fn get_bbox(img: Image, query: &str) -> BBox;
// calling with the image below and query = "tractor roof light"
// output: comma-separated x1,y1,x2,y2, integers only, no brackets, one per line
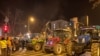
26,33,31,39
98,33,100,37
74,34,77,37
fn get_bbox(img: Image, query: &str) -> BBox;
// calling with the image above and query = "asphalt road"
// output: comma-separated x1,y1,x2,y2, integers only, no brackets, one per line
12,50,67,56
11,49,91,56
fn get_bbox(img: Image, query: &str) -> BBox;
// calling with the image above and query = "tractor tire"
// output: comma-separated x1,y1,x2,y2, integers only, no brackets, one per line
42,46,50,53
26,43,33,50
91,43,100,56
66,41,73,56
34,43,41,51
42,44,46,53
53,44,63,55
42,43,51,53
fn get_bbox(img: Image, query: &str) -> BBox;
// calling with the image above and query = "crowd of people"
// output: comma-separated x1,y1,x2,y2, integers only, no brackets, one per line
0,35,13,56
0,32,32,56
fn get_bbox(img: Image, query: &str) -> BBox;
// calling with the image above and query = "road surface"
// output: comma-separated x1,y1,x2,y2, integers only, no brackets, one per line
11,49,91,56
12,50,66,56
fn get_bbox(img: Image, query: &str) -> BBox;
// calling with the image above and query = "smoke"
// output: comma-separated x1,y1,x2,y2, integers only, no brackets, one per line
33,0,61,20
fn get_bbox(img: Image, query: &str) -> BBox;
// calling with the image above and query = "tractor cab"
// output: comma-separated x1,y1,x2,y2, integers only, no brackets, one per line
77,26,95,43
53,29,71,42
44,27,72,52
72,26,96,55
46,27,71,44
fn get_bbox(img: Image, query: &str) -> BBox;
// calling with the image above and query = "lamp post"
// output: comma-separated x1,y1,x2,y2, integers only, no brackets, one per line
86,15,89,27
28,16,35,32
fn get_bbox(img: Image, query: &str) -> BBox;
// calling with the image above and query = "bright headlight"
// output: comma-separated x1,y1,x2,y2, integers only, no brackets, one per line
50,41,53,44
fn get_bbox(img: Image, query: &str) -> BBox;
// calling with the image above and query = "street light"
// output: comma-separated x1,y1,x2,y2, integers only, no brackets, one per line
30,17,35,22
28,16,35,32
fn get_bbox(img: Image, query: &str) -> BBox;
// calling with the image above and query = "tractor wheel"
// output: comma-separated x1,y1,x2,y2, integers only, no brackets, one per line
26,43,33,50
91,43,100,56
34,43,41,51
42,46,49,53
66,41,73,56
42,43,51,53
53,44,63,55
42,44,46,53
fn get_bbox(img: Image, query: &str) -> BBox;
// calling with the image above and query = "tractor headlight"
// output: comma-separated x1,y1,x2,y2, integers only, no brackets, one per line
50,41,53,44
46,41,49,44
46,41,53,45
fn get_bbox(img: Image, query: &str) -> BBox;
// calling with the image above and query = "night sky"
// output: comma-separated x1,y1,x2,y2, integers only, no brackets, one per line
0,0,100,33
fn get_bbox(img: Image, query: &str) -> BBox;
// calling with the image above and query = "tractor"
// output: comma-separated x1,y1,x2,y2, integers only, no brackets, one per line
42,27,73,55
72,26,100,56
72,26,94,55
42,19,100,56
26,33,44,51
90,26,100,56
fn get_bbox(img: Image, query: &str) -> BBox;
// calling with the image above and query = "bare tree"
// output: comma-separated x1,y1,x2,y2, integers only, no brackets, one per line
0,8,24,35
89,0,100,9
10,9,24,35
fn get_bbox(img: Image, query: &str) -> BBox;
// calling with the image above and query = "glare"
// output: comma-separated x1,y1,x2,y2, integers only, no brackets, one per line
74,34,77,37
24,25,27,28
98,46,100,56
26,33,31,39
30,17,35,22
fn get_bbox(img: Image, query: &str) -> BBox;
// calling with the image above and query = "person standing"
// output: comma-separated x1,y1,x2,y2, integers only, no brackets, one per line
7,36,12,56
0,37,7,56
